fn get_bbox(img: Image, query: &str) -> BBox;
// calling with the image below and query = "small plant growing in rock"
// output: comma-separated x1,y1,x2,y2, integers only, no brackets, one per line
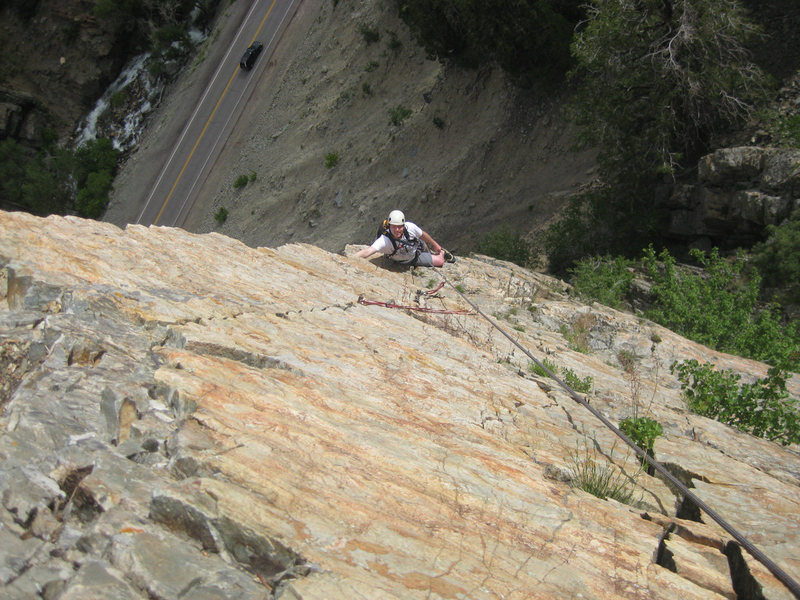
362,82,373,96
529,357,558,379
325,152,339,169
249,171,257,183
233,174,249,189
619,417,662,461
389,105,412,126
561,367,593,393
569,442,639,505
618,345,663,473
365,60,379,72
433,116,445,129
214,207,228,224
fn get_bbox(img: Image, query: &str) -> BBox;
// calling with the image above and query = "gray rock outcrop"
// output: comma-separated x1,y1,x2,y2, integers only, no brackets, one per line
662,146,800,247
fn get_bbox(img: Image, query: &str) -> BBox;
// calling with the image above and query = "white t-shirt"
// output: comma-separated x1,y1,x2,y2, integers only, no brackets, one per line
370,221,426,263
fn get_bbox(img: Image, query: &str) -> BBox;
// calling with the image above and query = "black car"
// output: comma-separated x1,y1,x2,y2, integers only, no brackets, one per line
240,41,263,71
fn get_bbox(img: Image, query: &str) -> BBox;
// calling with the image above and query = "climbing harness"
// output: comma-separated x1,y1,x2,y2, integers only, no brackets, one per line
412,269,800,600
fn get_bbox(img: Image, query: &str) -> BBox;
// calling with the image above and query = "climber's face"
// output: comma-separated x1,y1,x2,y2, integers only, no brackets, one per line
390,224,404,239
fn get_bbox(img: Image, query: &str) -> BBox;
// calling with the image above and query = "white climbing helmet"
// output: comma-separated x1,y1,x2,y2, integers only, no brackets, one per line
387,210,405,226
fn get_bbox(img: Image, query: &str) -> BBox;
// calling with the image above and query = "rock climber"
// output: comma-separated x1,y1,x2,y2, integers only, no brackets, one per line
356,210,455,267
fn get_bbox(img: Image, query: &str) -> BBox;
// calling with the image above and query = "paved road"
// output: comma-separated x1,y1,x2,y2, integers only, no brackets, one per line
134,0,299,227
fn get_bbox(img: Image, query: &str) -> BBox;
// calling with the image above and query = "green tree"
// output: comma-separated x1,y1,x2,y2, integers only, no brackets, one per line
21,155,66,216
569,0,767,178
548,0,770,272
76,170,114,219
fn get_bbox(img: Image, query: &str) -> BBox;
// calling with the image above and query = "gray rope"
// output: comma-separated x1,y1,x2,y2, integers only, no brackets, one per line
434,268,800,599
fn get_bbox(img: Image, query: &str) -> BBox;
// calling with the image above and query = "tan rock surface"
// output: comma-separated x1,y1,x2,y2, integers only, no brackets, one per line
1,210,798,598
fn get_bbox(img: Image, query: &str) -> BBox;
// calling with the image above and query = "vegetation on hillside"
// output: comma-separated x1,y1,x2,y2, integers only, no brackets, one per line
0,136,120,219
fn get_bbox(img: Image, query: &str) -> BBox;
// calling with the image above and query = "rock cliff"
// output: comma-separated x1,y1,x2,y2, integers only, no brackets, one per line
1,209,799,599
0,0,120,144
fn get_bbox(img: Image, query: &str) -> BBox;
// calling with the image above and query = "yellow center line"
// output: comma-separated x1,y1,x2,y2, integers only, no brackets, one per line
153,0,280,225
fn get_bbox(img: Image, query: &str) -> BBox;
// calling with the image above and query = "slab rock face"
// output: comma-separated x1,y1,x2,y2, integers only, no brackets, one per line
0,210,798,600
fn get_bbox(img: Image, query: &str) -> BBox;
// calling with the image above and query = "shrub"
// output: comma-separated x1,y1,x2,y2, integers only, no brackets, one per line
570,255,635,310
642,246,800,370
214,207,228,224
249,171,257,183
561,367,592,393
529,357,558,378
324,152,339,169
433,116,445,129
619,416,663,454
672,359,799,446
477,226,530,267
233,174,249,188
389,105,412,126
359,24,380,44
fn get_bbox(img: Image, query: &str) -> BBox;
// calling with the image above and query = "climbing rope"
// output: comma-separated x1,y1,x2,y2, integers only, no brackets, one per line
421,269,800,600
356,284,475,315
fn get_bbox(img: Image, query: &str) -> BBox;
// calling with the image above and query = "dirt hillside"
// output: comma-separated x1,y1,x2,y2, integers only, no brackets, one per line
148,0,597,258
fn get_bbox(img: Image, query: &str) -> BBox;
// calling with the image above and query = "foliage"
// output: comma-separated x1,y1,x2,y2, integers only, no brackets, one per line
762,110,800,148
433,116,445,129
76,170,114,219
477,226,530,267
561,367,592,393
150,23,191,66
642,246,800,370
233,174,249,189
672,359,800,446
324,152,340,169
569,0,767,179
395,0,581,81
0,138,119,219
751,211,800,305
544,185,658,275
529,357,558,378
214,206,228,224
359,24,380,44
570,254,635,310
619,417,663,453
389,105,412,126
547,0,769,272
568,443,638,505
